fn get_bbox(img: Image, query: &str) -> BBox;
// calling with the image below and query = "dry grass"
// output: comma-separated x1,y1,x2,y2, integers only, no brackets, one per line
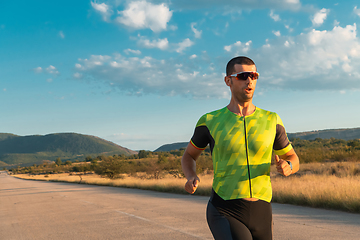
13,172,214,196
13,162,360,213
272,175,360,212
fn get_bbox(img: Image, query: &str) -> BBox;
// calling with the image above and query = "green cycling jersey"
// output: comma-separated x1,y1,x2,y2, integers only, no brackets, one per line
190,106,293,202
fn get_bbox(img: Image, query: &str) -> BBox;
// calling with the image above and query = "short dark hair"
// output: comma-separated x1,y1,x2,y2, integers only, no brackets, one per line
226,56,256,76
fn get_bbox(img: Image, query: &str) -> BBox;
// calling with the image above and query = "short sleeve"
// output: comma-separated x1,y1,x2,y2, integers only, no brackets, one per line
190,115,211,150
273,114,293,155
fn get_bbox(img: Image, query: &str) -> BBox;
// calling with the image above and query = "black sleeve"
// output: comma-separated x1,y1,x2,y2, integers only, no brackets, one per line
273,124,290,151
191,125,212,150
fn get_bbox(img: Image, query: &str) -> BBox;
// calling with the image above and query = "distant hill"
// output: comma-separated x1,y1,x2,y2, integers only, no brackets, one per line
0,133,137,167
0,133,18,141
154,142,188,152
154,127,360,152
287,128,360,141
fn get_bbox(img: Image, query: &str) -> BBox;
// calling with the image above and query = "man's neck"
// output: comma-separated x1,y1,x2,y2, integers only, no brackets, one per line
227,99,255,117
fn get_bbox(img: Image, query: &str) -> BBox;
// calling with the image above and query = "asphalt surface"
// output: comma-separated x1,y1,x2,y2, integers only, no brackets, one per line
1,171,360,240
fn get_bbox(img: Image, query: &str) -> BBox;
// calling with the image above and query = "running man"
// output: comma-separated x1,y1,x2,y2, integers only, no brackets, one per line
181,56,299,240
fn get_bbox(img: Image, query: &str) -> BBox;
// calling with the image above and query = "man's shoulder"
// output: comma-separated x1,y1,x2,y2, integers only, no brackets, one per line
195,107,227,126
256,107,285,125
256,107,278,116
200,107,227,118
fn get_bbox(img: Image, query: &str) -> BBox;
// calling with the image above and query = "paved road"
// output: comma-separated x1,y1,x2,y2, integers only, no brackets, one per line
1,171,360,240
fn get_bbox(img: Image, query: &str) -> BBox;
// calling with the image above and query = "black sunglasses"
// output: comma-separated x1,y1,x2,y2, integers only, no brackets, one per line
228,71,259,80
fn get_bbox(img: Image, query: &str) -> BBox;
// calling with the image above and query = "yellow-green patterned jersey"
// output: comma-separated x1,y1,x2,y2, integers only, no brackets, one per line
190,106,293,203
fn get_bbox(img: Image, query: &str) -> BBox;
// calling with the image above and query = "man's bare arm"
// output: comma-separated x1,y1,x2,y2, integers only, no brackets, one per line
181,142,203,194
275,148,299,176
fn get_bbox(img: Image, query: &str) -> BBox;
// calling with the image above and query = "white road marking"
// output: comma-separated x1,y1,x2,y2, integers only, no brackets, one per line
114,210,207,239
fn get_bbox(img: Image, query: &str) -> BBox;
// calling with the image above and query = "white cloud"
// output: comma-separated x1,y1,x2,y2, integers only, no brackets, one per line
116,1,172,32
33,65,60,76
270,10,281,22
74,53,227,98
124,48,142,55
138,36,169,50
59,31,65,39
46,65,60,75
285,24,293,32
311,8,329,26
273,30,281,37
176,38,194,53
252,23,360,91
33,67,43,73
73,23,360,99
91,1,113,22
191,23,202,38
354,6,360,17
46,78,53,83
73,72,83,79
224,40,252,54
171,0,302,11
169,25,178,31
190,54,197,59
3,88,6,92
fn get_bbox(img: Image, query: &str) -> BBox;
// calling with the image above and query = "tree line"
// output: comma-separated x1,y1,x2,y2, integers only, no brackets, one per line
9,149,213,179
8,138,360,179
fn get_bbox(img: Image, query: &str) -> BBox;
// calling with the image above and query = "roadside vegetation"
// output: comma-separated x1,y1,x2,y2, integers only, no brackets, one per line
9,138,360,213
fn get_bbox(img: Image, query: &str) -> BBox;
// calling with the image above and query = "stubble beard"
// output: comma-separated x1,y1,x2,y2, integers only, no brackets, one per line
233,89,253,103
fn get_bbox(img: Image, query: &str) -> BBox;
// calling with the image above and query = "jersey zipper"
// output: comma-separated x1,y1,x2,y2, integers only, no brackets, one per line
243,116,252,198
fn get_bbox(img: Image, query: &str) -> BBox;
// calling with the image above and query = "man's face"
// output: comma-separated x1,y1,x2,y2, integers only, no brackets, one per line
226,64,257,103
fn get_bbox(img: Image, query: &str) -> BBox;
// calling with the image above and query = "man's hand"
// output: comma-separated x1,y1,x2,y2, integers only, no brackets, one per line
185,176,200,194
275,155,292,177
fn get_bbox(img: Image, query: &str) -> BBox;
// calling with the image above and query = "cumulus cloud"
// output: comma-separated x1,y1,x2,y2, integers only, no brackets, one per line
190,54,197,59
251,24,360,91
137,36,169,50
273,30,281,37
33,67,43,73
46,65,60,75
224,40,252,54
311,8,329,26
191,23,202,38
269,10,281,21
33,65,60,77
176,38,194,53
124,48,142,55
116,1,172,32
73,23,360,99
91,1,113,22
168,0,302,11
354,6,360,17
73,72,83,79
73,53,227,98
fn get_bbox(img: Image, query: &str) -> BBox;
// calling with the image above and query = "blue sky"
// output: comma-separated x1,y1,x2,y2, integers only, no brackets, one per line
1,0,360,151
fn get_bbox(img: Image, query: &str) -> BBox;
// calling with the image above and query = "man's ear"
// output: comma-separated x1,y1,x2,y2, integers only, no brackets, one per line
225,76,231,86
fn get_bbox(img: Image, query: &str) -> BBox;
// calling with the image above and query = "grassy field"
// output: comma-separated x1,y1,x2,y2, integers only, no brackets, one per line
13,161,360,213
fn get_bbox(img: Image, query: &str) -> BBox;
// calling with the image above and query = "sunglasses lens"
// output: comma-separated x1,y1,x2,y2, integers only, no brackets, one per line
236,72,258,80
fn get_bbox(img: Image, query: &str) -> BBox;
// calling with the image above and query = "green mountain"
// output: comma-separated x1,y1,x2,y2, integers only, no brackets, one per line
0,133,136,167
154,127,360,152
